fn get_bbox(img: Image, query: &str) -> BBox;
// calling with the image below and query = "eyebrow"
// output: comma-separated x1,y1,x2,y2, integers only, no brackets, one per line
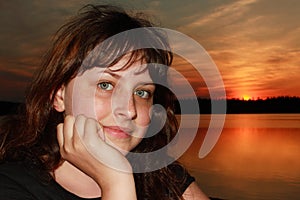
100,70,121,79
140,82,155,86
98,69,155,86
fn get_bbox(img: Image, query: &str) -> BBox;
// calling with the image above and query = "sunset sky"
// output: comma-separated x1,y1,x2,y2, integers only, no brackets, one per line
0,0,299,102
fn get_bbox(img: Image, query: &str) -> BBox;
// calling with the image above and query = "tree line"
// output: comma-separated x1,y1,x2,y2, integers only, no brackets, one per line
174,96,300,114
1,96,300,115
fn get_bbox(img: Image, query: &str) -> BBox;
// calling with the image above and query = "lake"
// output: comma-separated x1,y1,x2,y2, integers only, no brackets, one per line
178,114,300,200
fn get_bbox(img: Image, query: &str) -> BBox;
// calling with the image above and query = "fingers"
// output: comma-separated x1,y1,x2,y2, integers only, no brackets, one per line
56,114,132,175
57,123,64,148
63,115,76,143
57,115,104,156
84,118,101,148
57,115,76,158
57,116,74,153
73,115,86,139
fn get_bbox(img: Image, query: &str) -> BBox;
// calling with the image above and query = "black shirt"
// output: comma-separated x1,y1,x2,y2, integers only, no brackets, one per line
0,162,194,199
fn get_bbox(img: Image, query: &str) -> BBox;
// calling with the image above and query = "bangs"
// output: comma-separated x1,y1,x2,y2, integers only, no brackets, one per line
80,27,173,78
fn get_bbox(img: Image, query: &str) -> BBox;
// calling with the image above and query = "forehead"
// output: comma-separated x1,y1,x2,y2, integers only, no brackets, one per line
108,55,147,73
79,59,152,82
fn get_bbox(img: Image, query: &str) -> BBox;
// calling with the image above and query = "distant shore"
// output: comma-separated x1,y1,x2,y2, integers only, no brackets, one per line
174,96,300,114
1,96,300,116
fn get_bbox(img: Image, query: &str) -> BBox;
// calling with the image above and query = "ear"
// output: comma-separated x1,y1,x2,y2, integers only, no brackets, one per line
53,86,65,112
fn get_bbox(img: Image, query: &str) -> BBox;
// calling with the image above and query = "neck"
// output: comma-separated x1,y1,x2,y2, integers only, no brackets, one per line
53,161,101,198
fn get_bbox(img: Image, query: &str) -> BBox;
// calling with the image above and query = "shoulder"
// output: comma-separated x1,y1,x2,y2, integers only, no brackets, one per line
167,163,210,199
0,162,36,199
167,163,195,195
0,161,43,184
182,182,210,200
0,162,77,200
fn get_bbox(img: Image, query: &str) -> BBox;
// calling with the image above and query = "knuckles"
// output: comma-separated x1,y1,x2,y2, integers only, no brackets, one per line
58,114,100,159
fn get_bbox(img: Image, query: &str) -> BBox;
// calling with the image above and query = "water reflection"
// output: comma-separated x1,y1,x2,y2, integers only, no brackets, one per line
179,114,300,200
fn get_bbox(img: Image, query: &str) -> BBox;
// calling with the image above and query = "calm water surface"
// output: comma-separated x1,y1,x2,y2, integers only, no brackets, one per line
178,114,300,200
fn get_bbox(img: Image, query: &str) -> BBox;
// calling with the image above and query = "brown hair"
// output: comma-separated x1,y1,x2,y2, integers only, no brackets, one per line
0,4,188,199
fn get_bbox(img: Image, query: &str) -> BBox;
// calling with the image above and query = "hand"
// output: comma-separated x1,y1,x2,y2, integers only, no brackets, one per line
57,115,137,199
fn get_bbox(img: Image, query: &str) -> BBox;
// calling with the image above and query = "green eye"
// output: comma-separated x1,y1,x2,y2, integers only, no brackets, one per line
134,90,150,99
98,82,113,90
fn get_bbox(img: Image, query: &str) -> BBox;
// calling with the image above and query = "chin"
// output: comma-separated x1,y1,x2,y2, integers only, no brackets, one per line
108,140,132,155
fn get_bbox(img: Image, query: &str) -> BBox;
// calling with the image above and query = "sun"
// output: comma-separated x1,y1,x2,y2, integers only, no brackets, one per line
242,95,251,101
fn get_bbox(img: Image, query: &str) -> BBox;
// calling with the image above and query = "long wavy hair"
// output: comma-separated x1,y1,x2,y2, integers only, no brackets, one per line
0,4,189,200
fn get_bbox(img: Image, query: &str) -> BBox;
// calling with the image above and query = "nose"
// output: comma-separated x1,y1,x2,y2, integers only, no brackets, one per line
113,93,137,120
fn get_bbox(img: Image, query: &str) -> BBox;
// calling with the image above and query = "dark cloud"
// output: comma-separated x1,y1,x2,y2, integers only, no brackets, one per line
1,0,300,101
0,70,32,102
0,0,100,101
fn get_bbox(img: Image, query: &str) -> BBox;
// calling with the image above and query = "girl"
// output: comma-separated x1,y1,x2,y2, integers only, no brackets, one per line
0,4,209,200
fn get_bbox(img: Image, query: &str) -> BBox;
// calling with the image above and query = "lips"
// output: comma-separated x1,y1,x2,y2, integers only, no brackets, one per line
103,126,132,139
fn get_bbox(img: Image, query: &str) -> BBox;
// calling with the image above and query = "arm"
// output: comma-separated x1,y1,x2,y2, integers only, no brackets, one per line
57,115,137,200
182,182,210,200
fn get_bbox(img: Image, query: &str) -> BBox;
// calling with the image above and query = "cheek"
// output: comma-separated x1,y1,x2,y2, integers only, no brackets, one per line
136,104,152,126
94,98,111,121
69,77,98,118
70,93,98,119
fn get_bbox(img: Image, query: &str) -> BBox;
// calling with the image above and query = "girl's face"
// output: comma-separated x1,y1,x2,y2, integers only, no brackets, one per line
57,57,155,154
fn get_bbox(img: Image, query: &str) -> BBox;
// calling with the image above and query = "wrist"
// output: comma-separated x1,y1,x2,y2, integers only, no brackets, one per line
99,172,137,200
